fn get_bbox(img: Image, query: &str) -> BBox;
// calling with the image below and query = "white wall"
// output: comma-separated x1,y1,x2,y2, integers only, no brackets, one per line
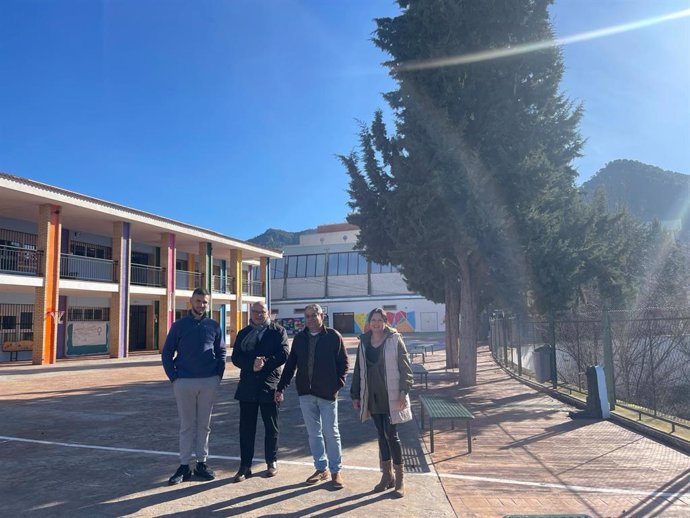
299,230,358,247
327,274,368,298
0,216,37,234
0,292,34,304
285,276,326,299
370,273,408,295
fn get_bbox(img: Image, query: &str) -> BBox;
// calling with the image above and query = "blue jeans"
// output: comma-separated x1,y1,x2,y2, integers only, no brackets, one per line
298,394,342,473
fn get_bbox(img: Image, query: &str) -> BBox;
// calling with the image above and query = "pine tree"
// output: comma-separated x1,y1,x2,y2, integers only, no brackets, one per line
344,0,584,385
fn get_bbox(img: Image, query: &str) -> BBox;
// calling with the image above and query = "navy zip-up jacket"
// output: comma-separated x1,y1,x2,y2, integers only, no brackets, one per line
162,312,226,382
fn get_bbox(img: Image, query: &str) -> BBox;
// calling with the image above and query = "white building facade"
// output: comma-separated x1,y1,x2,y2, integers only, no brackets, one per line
269,223,445,335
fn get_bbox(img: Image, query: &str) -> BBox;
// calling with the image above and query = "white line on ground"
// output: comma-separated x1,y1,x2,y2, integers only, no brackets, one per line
1,434,686,500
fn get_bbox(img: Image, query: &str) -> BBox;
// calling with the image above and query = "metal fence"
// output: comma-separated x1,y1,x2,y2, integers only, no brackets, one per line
0,245,42,276
0,303,34,343
60,254,116,282
131,264,165,287
212,275,235,294
175,270,203,290
242,280,263,297
490,309,690,423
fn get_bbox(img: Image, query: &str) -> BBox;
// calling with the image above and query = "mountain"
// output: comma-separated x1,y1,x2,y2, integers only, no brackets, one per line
581,159,690,240
248,228,315,250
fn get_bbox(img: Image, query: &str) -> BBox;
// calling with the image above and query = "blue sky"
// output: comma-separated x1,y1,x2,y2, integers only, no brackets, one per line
1,1,688,241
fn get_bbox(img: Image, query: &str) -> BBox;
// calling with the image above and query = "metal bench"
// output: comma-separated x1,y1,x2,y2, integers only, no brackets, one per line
411,363,428,389
419,394,474,453
2,340,33,361
408,342,436,364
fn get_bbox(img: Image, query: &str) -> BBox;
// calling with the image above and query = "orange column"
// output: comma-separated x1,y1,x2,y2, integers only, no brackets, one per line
33,204,61,365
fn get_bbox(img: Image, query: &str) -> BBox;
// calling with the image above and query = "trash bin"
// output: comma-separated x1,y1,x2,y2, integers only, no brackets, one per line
533,345,553,382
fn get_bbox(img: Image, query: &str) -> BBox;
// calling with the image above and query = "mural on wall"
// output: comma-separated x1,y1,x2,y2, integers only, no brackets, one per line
275,315,330,336
354,310,415,334
66,321,109,356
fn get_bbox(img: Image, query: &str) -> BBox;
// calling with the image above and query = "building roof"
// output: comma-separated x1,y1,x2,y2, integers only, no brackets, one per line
0,172,281,259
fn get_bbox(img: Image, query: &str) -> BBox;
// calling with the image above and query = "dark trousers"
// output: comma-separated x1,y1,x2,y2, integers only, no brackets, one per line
239,400,279,466
372,413,402,465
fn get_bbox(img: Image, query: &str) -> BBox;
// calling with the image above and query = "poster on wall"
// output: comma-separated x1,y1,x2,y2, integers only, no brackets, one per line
66,321,109,356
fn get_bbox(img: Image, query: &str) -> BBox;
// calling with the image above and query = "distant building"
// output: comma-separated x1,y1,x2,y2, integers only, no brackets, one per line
0,173,280,364
269,223,445,335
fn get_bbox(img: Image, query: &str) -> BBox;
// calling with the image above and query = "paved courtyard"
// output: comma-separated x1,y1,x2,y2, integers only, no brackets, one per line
0,338,688,517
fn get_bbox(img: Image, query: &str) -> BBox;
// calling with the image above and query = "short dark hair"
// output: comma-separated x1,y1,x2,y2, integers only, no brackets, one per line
367,307,388,324
192,287,210,297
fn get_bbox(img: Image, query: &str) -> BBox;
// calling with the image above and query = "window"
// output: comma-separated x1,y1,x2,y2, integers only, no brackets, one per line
315,254,325,276
272,258,285,279
1,315,16,330
296,255,307,277
70,241,112,260
372,261,397,274
20,312,33,328
347,252,359,274
68,307,110,321
306,255,317,277
287,256,298,278
338,253,348,275
328,253,338,276
357,253,368,274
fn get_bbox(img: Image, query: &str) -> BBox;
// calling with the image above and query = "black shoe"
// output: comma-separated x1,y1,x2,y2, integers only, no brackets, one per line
266,461,277,477
168,464,192,485
194,462,216,481
233,465,252,483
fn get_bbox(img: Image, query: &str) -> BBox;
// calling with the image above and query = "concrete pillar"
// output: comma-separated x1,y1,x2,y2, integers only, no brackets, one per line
199,242,212,306
109,221,131,358
158,233,176,351
33,204,62,365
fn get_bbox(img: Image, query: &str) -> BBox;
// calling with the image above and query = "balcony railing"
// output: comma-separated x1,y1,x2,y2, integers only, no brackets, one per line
131,264,165,287
242,280,264,297
175,270,203,290
212,275,235,294
0,245,42,276
60,254,116,282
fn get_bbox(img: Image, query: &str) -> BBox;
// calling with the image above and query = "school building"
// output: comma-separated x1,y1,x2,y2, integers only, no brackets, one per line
0,173,281,364
269,223,445,335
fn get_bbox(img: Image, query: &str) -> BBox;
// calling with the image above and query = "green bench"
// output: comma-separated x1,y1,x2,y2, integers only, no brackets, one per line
419,394,474,454
411,363,428,389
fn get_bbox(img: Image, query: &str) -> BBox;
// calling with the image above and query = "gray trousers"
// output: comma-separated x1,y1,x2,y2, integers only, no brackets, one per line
173,376,221,464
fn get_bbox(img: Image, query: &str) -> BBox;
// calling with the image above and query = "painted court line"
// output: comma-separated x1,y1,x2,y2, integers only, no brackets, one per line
0,434,686,500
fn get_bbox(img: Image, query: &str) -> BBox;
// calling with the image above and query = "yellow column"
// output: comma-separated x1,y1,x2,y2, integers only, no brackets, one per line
229,249,242,346
33,204,61,365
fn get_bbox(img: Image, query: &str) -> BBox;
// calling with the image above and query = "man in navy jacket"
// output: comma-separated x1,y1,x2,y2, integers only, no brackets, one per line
231,301,289,482
162,287,225,485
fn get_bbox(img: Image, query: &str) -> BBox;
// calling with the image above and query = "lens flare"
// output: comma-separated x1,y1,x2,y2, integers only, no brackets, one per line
397,8,690,72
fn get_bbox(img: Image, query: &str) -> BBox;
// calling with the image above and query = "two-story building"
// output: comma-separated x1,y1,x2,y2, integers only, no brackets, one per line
0,173,281,364
270,223,445,335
